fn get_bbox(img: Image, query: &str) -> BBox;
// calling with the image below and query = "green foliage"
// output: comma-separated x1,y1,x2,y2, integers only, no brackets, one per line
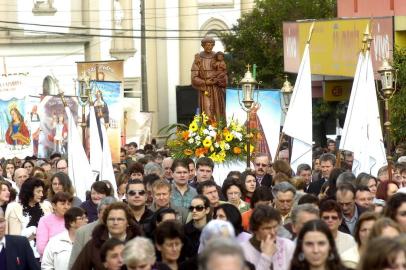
390,47,406,144
221,0,336,88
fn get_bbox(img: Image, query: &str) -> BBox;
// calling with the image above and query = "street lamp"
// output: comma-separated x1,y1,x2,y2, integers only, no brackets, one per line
377,58,397,181
239,64,258,169
77,72,92,149
280,75,293,114
276,75,294,162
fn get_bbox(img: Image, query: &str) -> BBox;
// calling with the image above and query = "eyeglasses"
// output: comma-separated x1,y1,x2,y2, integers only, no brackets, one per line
322,215,339,221
127,190,146,196
76,215,88,221
188,205,206,212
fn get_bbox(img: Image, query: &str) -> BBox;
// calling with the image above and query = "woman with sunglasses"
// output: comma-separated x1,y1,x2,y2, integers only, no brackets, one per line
183,195,210,259
384,192,406,233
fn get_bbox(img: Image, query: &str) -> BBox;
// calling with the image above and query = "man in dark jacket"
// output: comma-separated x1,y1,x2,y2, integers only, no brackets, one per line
0,209,40,270
253,155,272,188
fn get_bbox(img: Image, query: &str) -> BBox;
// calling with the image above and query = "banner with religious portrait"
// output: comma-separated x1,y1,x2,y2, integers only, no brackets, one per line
33,95,79,158
226,88,282,161
89,81,122,163
0,75,33,159
77,60,123,163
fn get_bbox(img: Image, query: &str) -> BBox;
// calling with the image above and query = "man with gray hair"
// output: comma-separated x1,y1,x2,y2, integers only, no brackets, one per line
144,162,164,178
336,171,356,187
198,238,246,270
288,203,320,240
272,182,296,225
68,196,117,269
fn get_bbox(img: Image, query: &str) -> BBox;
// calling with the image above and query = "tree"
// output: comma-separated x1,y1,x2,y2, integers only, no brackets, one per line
221,0,336,87
389,47,406,145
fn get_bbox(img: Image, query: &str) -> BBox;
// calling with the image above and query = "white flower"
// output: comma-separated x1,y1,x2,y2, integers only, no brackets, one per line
209,130,217,137
232,131,243,141
203,129,210,135
224,143,230,150
188,138,194,144
189,132,196,137
195,135,201,141
196,141,201,146
214,142,220,148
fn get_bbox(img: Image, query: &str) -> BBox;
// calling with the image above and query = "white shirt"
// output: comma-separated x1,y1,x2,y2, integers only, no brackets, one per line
41,230,73,270
0,236,5,252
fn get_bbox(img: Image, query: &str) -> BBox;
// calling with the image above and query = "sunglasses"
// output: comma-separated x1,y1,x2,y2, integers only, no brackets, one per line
255,163,269,167
188,205,206,212
322,215,339,221
127,190,146,196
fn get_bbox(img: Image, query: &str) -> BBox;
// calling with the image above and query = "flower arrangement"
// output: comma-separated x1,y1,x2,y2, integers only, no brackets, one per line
167,113,254,163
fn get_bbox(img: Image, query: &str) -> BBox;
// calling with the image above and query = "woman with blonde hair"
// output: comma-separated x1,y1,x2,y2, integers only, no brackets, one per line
123,237,170,270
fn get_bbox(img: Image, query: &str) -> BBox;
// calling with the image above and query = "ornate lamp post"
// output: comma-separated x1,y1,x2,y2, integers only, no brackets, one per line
239,65,258,169
77,72,92,149
377,58,397,181
280,75,294,114
275,75,294,161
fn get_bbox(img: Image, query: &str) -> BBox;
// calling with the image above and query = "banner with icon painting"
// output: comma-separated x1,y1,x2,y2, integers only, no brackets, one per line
0,75,33,159
77,60,123,164
34,95,79,159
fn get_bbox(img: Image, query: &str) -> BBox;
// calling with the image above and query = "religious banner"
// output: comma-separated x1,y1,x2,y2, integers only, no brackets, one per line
88,81,122,163
35,95,79,158
226,88,282,161
77,60,123,163
0,75,33,159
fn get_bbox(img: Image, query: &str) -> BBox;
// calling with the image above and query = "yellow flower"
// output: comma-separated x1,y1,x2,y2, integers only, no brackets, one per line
203,136,212,148
225,133,234,142
210,152,226,163
189,121,198,132
183,149,193,156
244,144,254,153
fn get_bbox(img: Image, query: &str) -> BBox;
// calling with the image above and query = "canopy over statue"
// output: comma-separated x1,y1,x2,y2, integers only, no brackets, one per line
191,37,227,120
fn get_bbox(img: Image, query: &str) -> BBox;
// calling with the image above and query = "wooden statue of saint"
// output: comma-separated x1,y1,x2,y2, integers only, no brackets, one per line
191,37,227,120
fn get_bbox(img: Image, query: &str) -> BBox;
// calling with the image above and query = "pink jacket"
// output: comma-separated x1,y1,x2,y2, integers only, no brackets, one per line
36,213,65,256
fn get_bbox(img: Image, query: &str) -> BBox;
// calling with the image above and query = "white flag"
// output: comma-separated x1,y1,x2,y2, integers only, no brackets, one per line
65,106,93,201
100,119,118,197
282,43,312,172
89,105,118,197
339,51,387,176
89,106,103,179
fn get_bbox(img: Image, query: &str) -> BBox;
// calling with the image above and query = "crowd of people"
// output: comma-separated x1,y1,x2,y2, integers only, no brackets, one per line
0,138,405,270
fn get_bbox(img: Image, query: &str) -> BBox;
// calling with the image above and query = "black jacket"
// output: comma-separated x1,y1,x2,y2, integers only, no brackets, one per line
338,204,367,235
256,173,273,188
4,235,40,270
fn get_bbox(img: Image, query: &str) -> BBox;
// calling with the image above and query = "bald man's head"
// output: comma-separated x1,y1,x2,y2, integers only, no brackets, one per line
14,168,29,188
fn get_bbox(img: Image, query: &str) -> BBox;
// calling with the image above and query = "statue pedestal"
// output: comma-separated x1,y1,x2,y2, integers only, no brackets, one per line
212,160,251,186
